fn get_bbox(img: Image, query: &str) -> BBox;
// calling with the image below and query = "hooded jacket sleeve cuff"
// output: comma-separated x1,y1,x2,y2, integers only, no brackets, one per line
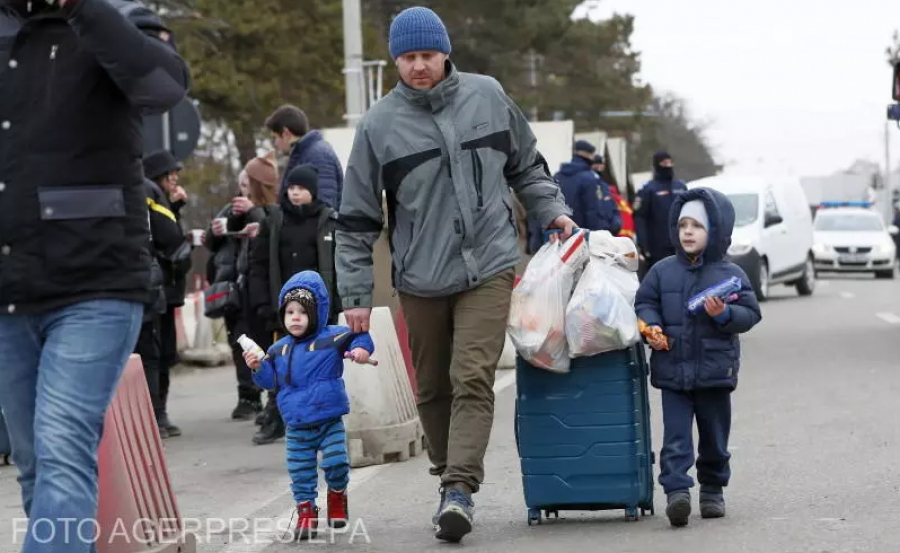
341,294,373,310
712,305,732,324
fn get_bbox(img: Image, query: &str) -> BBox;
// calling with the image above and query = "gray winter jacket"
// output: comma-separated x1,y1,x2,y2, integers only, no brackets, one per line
336,61,571,307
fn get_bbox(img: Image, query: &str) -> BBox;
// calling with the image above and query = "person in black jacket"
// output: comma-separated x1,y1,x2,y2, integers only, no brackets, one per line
205,159,278,421
0,0,189,547
634,151,688,275
136,178,187,439
143,149,191,438
248,163,340,445
635,188,761,526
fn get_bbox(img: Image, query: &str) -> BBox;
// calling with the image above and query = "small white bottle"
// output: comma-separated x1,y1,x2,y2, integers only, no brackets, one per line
237,334,265,362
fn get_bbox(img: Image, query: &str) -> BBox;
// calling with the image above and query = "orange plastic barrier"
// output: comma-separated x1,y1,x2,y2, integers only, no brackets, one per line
96,355,196,553
394,307,417,398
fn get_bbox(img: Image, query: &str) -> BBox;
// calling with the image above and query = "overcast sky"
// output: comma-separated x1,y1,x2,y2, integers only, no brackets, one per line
579,0,900,179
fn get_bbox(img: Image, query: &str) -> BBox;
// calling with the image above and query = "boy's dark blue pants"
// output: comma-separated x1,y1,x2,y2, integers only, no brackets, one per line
659,388,732,495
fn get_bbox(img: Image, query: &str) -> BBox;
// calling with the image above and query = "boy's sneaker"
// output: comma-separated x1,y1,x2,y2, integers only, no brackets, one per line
294,501,318,541
666,490,691,528
700,487,726,519
432,487,448,527
327,488,349,528
434,487,474,543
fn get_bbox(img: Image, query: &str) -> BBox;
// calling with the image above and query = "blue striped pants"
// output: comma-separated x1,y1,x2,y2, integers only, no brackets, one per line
286,418,350,503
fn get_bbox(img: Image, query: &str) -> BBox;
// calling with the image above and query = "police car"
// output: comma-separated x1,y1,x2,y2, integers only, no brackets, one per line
811,202,899,279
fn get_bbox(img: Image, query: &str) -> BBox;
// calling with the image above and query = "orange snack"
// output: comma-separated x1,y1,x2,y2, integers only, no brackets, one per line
638,319,670,351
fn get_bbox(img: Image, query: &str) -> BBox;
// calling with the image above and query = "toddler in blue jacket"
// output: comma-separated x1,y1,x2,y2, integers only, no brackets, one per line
244,270,374,540
634,187,761,528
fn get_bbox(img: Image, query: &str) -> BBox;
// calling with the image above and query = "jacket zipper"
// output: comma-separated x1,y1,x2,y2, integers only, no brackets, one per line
470,150,483,208
46,44,58,107
400,222,414,274
691,268,701,389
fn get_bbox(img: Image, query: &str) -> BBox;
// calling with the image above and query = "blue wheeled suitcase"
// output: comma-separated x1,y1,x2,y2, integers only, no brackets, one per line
514,344,655,525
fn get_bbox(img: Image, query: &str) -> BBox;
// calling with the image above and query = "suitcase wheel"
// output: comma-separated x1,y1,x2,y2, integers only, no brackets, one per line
527,508,542,526
625,507,639,521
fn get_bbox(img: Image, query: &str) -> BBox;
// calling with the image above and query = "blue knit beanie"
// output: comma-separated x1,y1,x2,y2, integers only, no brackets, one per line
388,7,452,60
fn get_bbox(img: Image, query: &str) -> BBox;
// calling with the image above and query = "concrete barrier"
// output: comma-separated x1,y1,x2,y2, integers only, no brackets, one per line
498,333,516,370
177,292,230,367
339,307,425,468
97,355,196,552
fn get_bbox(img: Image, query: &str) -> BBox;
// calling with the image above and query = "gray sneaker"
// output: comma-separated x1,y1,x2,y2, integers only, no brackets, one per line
434,489,474,543
700,488,726,519
666,490,691,527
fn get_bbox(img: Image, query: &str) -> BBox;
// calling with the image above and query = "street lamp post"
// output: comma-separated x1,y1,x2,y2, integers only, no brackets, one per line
342,0,366,127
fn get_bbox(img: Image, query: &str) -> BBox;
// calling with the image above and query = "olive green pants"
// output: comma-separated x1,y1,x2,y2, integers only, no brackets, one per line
399,269,515,494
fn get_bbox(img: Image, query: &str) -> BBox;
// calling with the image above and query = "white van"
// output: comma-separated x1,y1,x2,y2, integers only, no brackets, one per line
687,175,815,301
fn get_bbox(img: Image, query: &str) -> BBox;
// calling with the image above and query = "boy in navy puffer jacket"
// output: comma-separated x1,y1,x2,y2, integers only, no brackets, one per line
245,270,374,540
634,187,761,528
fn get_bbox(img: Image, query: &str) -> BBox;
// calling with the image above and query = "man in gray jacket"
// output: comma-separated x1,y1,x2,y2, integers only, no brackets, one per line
336,6,575,543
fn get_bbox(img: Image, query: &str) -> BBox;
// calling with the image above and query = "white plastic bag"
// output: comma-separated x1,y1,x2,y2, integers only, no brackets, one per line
508,231,589,373
565,232,641,357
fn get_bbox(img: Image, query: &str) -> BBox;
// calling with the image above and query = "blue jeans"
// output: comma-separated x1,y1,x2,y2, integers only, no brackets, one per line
0,299,143,553
0,407,10,455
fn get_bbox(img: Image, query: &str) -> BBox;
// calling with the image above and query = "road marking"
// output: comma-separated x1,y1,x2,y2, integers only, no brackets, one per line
839,291,855,299
877,312,900,325
219,369,518,551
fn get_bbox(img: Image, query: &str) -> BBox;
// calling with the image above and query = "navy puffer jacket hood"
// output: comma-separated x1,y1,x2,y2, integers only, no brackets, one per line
668,187,735,267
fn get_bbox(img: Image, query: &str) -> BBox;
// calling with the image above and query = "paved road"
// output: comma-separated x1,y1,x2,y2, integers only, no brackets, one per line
2,273,900,552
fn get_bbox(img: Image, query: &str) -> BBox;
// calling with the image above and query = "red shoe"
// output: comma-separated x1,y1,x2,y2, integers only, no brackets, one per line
294,501,318,541
327,488,349,528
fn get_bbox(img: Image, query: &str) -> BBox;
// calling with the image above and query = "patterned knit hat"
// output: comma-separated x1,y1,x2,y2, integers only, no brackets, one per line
280,288,317,338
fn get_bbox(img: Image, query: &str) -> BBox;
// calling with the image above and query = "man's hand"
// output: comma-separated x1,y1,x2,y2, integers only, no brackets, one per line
704,297,726,318
548,215,577,242
344,307,372,333
347,348,370,364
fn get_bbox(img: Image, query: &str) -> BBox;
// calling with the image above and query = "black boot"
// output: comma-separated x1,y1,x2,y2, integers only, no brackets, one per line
232,399,262,421
158,413,181,438
253,407,285,445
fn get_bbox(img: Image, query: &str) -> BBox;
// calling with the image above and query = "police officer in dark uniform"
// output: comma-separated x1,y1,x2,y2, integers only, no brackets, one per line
554,140,621,235
634,151,687,274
